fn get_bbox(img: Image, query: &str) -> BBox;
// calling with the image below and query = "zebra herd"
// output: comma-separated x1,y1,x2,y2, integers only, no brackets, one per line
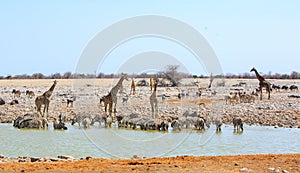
68,112,244,133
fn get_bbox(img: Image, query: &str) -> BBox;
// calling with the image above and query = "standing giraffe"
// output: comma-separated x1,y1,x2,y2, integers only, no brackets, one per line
130,78,136,95
250,67,271,100
109,74,127,113
35,80,57,117
150,81,158,118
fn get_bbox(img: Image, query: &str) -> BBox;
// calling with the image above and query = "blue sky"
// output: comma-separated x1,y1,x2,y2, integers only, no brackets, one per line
0,1,299,76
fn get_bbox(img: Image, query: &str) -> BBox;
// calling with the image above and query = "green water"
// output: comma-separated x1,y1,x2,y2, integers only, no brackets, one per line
0,123,299,159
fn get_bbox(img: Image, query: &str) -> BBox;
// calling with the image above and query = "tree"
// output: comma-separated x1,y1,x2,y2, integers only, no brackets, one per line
51,73,62,79
290,71,299,79
162,65,186,87
63,72,72,79
32,73,44,79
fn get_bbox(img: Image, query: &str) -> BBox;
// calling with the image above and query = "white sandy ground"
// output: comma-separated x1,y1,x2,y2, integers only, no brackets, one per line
0,78,299,128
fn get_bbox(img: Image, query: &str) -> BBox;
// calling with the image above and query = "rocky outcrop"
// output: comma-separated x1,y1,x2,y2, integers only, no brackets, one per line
0,155,77,163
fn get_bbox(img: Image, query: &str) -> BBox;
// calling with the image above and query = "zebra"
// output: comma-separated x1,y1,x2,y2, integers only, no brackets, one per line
71,114,92,128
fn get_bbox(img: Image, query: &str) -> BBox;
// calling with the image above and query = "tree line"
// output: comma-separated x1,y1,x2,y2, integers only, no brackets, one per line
1,71,300,80
1,68,300,80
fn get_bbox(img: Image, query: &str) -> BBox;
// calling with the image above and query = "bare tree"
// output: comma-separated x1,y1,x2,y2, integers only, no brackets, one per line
291,71,300,79
161,65,187,87
32,73,44,79
63,72,72,79
51,73,62,79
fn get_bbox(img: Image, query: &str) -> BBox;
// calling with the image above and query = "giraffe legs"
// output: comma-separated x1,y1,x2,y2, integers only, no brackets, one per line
150,100,158,118
46,103,49,117
108,103,112,116
259,85,263,100
259,83,271,100
42,105,46,117
150,102,154,113
150,101,155,117
267,85,271,99
113,100,117,113
154,100,158,113
42,103,49,118
37,105,42,116
155,102,158,118
104,101,108,112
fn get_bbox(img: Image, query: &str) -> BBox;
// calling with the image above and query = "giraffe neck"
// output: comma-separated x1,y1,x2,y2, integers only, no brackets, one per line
43,82,56,98
48,82,57,92
253,69,265,82
111,76,125,93
153,84,157,96
116,76,125,88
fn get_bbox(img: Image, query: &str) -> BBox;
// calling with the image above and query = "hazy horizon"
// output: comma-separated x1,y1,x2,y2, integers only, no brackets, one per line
0,1,299,76
2,68,299,78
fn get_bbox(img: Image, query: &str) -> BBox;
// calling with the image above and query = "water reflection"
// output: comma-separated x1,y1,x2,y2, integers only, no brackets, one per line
0,124,299,159
233,130,243,135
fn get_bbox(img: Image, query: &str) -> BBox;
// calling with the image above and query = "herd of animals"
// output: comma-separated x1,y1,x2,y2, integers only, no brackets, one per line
0,68,299,133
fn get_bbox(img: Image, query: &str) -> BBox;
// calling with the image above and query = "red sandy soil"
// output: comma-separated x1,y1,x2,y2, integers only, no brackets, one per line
0,154,299,173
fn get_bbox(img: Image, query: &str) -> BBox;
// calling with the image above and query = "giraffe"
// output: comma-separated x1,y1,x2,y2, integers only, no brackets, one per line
150,81,158,118
35,80,57,117
130,78,136,95
109,74,127,113
250,67,271,100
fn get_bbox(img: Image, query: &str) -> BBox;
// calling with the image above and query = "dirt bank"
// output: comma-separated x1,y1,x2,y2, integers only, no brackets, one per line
0,154,299,173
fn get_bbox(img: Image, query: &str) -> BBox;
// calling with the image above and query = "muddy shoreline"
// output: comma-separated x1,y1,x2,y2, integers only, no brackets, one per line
0,154,299,173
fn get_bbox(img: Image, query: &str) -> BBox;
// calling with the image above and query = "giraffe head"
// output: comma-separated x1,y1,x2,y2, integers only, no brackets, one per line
153,75,159,84
250,67,256,73
153,77,159,86
120,73,128,81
